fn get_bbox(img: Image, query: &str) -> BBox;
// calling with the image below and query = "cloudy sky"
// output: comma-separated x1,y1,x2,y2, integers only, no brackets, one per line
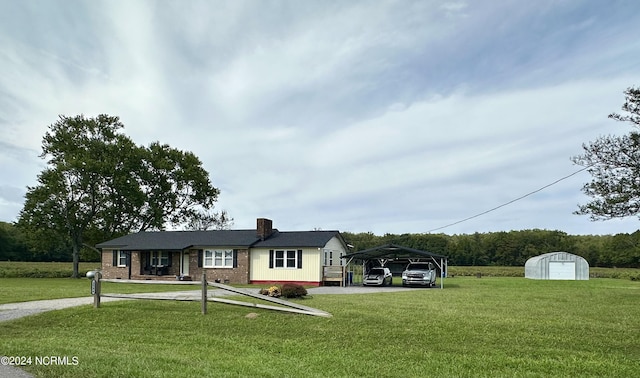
1,0,639,236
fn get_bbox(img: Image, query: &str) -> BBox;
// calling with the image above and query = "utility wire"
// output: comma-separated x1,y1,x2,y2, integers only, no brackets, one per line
425,166,591,233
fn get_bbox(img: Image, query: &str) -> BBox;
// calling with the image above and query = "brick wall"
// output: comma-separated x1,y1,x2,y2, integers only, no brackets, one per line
257,218,273,240
189,249,250,284
100,250,132,279
101,250,182,279
102,249,250,283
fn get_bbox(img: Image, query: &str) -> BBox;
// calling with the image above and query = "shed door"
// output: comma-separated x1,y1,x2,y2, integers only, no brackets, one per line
549,262,575,280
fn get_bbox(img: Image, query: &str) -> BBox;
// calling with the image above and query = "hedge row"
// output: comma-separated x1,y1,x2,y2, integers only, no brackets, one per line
0,262,101,278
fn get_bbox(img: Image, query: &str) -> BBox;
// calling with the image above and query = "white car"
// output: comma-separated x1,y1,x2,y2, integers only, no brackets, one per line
363,267,393,286
402,262,437,287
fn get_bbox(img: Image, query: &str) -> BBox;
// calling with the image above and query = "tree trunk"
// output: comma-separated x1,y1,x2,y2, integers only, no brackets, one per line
72,242,80,278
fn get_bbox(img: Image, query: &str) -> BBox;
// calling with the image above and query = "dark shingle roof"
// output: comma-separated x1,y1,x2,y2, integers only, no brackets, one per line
95,230,261,250
96,229,345,250
252,230,341,248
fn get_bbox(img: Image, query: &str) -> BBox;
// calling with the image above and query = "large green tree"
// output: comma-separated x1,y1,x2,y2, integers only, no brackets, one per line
18,114,221,277
572,87,640,221
184,209,234,230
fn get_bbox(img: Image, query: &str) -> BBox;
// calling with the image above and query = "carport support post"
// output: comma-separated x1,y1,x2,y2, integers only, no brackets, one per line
440,257,444,289
201,272,207,315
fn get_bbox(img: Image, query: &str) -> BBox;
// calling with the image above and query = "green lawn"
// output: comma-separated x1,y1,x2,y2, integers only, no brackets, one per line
1,277,638,377
0,278,199,305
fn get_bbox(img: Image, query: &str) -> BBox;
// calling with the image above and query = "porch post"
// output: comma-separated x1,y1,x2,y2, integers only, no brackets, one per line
201,272,207,315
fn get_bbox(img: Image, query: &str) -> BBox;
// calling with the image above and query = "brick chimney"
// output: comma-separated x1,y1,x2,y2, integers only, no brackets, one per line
257,218,273,240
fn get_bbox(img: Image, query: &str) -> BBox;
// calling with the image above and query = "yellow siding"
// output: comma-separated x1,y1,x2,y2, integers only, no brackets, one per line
250,248,322,282
249,237,348,283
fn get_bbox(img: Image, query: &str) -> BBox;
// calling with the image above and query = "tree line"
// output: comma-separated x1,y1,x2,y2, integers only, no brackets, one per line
342,229,640,268
2,223,638,267
0,221,80,262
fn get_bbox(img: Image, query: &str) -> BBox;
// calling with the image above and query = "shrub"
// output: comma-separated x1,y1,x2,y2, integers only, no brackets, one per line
259,285,281,298
281,283,307,298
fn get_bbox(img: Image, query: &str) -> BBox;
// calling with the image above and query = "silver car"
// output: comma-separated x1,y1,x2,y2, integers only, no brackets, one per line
363,267,393,286
401,262,437,287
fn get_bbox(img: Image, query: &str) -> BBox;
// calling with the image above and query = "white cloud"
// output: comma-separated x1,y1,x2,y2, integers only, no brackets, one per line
1,0,639,236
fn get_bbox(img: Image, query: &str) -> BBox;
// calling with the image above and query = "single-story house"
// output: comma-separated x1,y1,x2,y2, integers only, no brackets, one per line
95,218,349,286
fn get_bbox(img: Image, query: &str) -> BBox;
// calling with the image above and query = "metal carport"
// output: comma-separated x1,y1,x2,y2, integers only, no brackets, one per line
341,243,448,289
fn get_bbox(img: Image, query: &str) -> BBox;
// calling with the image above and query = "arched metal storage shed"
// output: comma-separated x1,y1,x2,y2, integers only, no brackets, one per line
525,252,589,280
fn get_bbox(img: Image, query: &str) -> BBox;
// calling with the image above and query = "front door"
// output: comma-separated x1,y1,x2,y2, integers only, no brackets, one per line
181,252,190,276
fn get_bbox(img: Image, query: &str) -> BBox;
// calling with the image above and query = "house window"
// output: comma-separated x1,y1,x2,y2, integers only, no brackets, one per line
204,249,234,268
150,252,169,267
274,250,298,268
117,251,128,267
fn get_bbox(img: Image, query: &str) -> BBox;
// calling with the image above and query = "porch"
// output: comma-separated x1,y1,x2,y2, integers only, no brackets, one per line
130,273,193,281
138,250,191,278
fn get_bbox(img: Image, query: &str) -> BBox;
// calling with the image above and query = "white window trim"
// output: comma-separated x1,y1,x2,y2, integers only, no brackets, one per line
203,249,234,268
273,249,298,269
117,251,127,267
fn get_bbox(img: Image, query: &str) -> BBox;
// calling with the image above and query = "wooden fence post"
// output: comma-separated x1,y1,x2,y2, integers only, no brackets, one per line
201,272,207,315
93,271,102,308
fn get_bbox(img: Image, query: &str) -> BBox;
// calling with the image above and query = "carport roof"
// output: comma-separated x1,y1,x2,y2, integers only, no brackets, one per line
341,243,447,261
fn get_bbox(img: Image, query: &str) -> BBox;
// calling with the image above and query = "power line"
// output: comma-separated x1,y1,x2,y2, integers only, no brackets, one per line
425,166,590,233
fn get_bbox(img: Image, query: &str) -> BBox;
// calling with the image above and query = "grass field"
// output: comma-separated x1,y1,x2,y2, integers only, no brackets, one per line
1,277,638,377
0,278,197,305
